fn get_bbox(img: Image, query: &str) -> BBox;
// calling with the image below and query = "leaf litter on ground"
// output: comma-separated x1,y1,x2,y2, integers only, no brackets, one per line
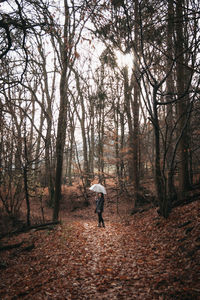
0,197,199,299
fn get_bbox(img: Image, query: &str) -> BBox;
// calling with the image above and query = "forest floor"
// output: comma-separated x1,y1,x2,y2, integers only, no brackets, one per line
0,187,200,300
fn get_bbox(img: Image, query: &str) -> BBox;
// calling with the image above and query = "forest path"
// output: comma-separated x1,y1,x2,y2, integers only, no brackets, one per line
66,218,150,299
60,202,200,300
59,213,179,300
0,201,199,300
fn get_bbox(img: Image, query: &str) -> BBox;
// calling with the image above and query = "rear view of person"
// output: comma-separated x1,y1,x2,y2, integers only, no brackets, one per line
95,193,105,227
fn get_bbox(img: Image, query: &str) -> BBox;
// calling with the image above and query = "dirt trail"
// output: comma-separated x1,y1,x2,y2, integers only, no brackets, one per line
0,201,199,299
60,203,200,300
81,221,130,298
60,217,167,300
64,219,145,300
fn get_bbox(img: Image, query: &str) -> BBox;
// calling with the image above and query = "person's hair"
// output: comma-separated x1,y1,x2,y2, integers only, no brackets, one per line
101,193,104,198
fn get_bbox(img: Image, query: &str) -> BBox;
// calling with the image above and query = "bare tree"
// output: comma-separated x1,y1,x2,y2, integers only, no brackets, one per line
52,0,91,221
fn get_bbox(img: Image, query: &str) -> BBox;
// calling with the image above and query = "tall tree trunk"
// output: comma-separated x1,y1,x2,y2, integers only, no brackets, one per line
37,37,56,206
119,110,125,183
132,0,140,206
53,1,69,221
100,105,105,184
166,0,176,201
35,92,45,183
175,0,190,198
53,74,68,221
153,86,166,217
123,66,134,182
66,113,75,186
73,69,90,187
97,103,105,184
183,0,194,186
114,103,120,184
96,66,106,184
89,97,95,179
45,121,55,206
23,119,30,226
0,104,3,185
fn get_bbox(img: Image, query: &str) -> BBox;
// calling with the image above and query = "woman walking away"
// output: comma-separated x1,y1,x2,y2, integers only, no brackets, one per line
95,193,105,227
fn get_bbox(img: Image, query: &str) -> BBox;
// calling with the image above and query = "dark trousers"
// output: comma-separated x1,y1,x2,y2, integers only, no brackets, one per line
98,212,104,226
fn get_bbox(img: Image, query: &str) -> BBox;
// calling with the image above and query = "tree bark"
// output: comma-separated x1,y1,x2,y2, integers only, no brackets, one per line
166,0,176,201
176,0,190,198
23,121,30,227
73,69,90,187
123,66,134,182
89,96,95,179
153,86,166,217
53,1,69,221
132,0,140,206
